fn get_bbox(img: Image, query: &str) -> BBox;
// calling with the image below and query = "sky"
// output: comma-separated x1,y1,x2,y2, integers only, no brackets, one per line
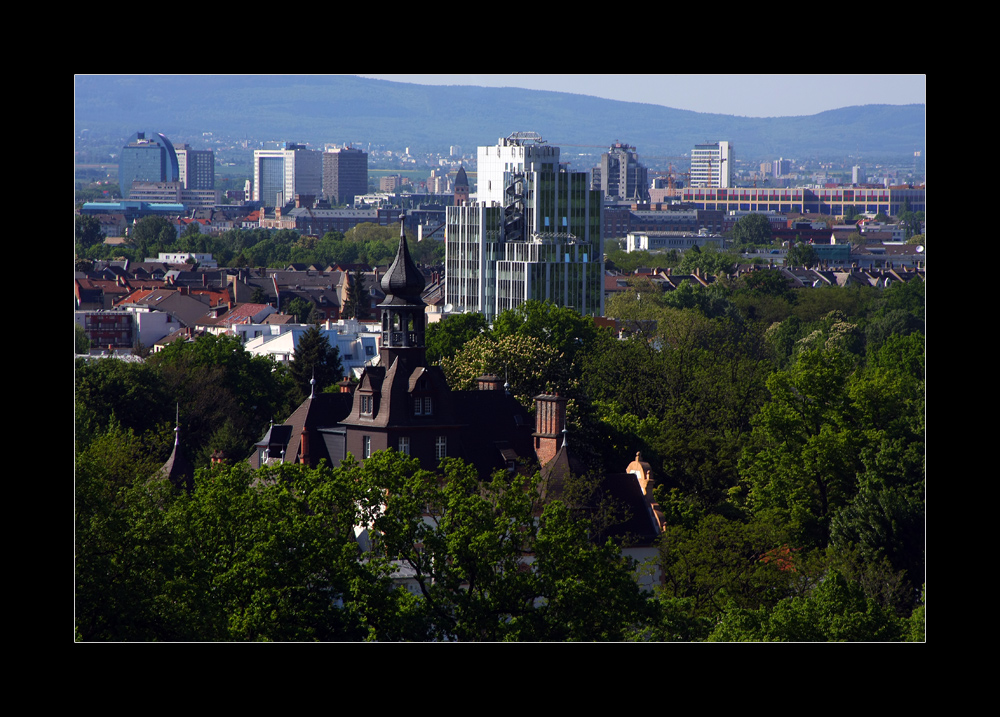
358,75,925,118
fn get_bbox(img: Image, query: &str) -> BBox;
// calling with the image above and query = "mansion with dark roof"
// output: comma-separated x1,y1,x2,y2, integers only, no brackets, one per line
248,217,667,563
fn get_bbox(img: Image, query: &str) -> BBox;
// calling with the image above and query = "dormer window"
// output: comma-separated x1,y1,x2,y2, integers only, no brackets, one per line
360,394,373,415
414,396,433,416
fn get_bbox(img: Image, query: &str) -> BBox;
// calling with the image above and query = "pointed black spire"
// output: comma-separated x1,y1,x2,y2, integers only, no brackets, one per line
380,213,425,302
377,214,428,364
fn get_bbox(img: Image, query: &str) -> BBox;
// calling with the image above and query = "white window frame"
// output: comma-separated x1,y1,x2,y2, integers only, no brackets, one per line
363,435,371,459
398,436,410,455
435,435,447,460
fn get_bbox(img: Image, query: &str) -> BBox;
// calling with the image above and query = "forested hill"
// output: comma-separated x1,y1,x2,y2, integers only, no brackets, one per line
74,75,925,161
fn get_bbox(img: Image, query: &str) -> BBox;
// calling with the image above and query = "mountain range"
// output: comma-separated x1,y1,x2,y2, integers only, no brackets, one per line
74,75,925,163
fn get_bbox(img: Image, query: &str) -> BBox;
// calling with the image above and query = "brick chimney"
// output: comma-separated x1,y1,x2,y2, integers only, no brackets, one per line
533,393,567,467
476,375,504,391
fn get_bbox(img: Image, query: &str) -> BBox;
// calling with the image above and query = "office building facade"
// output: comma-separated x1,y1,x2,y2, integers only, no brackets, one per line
323,147,368,205
678,185,925,216
445,132,603,323
175,145,215,190
592,141,649,202
119,132,180,199
690,141,733,188
253,143,322,207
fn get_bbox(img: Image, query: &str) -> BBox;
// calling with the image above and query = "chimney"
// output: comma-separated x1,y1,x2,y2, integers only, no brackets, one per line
533,393,567,467
299,427,309,466
476,375,504,391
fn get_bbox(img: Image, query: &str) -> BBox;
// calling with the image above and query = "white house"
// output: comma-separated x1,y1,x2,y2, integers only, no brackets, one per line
244,318,380,378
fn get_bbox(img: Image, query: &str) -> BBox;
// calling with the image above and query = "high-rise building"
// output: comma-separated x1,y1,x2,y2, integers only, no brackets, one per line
119,132,179,199
175,144,215,190
445,132,603,323
592,141,649,203
253,143,322,207
772,157,791,178
322,146,368,205
690,141,734,188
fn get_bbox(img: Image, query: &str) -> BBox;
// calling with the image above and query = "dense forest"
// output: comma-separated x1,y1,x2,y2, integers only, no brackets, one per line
75,248,925,641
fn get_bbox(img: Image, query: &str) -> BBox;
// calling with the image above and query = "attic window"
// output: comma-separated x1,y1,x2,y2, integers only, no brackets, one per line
414,396,433,416
360,394,373,415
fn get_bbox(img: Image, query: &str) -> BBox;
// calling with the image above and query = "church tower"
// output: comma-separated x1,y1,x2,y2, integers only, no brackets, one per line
454,165,470,206
379,214,427,369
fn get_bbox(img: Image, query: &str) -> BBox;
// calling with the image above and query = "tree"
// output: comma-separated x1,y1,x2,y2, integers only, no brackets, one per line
288,325,343,400
708,570,905,642
440,332,576,412
677,245,741,277
785,242,819,268
130,215,176,246
737,346,861,546
285,296,315,324
75,357,174,452
147,333,296,465
76,458,420,641
359,452,653,641
341,269,368,320
75,215,105,249
491,300,601,367
425,311,488,364
729,213,773,247
75,324,91,355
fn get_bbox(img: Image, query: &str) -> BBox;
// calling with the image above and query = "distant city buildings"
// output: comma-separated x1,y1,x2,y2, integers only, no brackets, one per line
253,143,322,207
174,144,215,190
678,185,925,216
445,132,603,323
592,141,649,203
322,146,368,205
119,132,180,199
690,141,734,188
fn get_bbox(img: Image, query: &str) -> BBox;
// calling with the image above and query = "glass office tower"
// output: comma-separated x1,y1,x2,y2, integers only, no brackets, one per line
118,132,180,199
445,133,603,323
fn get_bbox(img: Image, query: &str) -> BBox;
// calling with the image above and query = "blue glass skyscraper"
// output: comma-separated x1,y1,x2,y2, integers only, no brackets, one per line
118,132,180,199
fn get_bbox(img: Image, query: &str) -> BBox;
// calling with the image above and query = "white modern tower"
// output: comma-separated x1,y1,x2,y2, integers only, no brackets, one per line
690,141,734,188
445,132,603,323
253,143,323,207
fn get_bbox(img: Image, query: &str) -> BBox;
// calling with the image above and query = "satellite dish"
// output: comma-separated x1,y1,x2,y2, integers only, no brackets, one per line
915,245,924,253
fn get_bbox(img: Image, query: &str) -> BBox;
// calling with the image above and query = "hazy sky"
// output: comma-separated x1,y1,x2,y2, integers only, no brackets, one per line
358,74,925,118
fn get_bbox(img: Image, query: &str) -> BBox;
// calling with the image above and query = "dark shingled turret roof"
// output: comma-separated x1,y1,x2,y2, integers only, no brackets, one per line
380,215,425,304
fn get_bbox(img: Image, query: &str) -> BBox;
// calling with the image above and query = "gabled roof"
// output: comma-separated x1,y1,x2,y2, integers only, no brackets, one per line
248,392,354,470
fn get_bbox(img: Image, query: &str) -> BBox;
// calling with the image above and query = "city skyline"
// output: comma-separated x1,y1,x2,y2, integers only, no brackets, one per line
358,74,926,119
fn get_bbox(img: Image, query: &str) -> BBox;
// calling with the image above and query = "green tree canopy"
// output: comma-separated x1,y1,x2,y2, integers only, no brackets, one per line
425,311,488,365
729,213,773,247
288,326,343,400
75,215,106,250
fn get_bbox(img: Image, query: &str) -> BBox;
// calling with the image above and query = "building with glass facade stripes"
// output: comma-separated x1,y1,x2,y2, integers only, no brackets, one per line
678,185,925,216
445,133,603,323
118,132,180,200
252,143,322,208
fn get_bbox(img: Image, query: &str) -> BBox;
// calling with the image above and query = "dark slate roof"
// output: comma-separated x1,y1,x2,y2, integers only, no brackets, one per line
450,391,536,477
249,392,354,469
380,217,425,303
157,432,194,492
